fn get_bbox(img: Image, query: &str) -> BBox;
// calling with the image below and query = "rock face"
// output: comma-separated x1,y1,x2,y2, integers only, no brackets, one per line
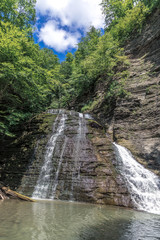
0,112,58,189
0,110,131,207
1,10,159,208
93,9,160,176
113,9,160,174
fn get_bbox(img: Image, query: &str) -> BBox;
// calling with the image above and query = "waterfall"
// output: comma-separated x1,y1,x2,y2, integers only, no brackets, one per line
70,112,86,200
29,110,90,201
51,136,67,199
114,143,160,214
32,112,67,199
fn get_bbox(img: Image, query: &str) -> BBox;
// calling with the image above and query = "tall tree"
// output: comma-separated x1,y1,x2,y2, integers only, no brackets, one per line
101,0,134,27
0,21,59,137
75,26,101,64
0,0,36,35
39,48,59,70
60,52,74,80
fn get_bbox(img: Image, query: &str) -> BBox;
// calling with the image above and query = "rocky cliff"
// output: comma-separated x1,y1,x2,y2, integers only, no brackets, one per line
0,110,131,206
0,9,159,207
92,9,160,176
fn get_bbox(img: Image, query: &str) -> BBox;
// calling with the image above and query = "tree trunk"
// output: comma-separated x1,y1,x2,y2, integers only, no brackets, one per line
0,189,8,200
0,187,35,202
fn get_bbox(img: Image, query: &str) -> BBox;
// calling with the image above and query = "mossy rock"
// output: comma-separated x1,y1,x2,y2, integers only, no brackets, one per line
88,120,104,130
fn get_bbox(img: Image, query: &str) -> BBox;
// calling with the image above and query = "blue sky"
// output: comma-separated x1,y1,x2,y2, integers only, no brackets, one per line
34,0,104,62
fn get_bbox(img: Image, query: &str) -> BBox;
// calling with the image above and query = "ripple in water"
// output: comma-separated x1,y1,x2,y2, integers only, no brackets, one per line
0,200,160,240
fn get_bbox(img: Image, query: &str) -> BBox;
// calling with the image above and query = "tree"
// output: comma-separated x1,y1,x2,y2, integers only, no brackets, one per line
60,52,74,79
39,48,59,70
140,0,160,9
0,0,36,36
101,0,134,28
75,26,101,64
0,21,59,137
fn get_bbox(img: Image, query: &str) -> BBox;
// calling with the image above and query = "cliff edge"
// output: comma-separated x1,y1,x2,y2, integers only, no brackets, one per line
93,9,160,175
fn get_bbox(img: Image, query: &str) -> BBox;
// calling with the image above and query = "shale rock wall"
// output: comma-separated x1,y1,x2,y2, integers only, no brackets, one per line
113,9,160,174
92,9,160,175
0,113,57,189
0,110,131,207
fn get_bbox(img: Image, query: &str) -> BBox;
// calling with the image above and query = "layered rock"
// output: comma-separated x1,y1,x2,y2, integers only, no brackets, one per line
0,110,131,207
0,112,57,189
92,9,160,175
1,10,159,208
113,9,160,174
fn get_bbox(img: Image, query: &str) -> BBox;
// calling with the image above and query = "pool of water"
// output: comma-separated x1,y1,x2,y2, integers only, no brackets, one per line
0,200,160,240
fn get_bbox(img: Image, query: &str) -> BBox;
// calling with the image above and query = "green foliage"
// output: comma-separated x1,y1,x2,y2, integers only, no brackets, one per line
39,48,59,70
1,0,158,136
141,0,160,10
75,26,101,64
110,2,149,42
0,21,60,137
101,0,134,28
60,53,74,79
0,0,36,36
101,0,149,42
59,30,127,108
81,103,93,113
59,0,157,112
101,0,159,31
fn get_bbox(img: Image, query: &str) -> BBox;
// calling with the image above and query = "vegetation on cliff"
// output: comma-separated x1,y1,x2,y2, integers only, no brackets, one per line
0,0,159,137
53,0,159,113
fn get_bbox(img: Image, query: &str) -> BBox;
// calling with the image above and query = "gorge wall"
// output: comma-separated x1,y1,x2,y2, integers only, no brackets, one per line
0,9,160,208
0,110,131,207
92,9,160,176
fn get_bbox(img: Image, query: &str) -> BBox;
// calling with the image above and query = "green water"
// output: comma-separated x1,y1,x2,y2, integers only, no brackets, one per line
0,200,160,240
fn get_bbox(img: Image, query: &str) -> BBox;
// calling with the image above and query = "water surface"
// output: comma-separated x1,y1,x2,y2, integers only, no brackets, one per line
0,200,160,240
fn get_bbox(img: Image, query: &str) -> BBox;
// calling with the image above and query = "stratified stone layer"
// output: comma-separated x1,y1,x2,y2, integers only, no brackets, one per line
0,110,131,207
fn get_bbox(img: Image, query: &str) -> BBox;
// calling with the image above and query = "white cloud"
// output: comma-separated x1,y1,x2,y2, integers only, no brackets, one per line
36,0,104,29
36,0,104,52
39,21,80,52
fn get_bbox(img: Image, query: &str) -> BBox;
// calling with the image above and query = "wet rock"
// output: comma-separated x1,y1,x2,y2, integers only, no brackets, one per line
0,110,131,207
91,9,160,176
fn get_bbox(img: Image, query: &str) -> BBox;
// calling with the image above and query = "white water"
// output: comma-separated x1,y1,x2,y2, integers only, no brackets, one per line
114,143,160,214
51,136,67,199
70,113,86,200
75,113,86,178
32,113,67,199
84,113,93,120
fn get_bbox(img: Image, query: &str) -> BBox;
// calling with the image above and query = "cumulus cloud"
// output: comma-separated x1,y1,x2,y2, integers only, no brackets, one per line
39,21,80,52
36,0,104,52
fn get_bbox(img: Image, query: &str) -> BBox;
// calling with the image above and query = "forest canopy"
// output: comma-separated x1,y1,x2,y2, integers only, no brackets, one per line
0,0,59,137
0,0,159,137
56,0,159,112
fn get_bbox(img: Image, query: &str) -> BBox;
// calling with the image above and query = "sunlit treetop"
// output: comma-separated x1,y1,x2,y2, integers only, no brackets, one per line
0,0,36,36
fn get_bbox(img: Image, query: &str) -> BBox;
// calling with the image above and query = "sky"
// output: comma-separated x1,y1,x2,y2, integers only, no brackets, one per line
34,0,105,62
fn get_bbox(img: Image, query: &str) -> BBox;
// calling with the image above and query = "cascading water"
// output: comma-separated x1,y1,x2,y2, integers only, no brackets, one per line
32,111,67,199
114,143,160,214
70,112,86,200
51,136,68,199
74,113,86,177
20,109,146,208
32,110,89,200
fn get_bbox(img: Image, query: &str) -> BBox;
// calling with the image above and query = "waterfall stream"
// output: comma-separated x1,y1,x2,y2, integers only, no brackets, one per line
114,143,160,214
70,112,86,200
19,108,160,214
32,110,89,200
32,112,67,199
51,136,67,199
